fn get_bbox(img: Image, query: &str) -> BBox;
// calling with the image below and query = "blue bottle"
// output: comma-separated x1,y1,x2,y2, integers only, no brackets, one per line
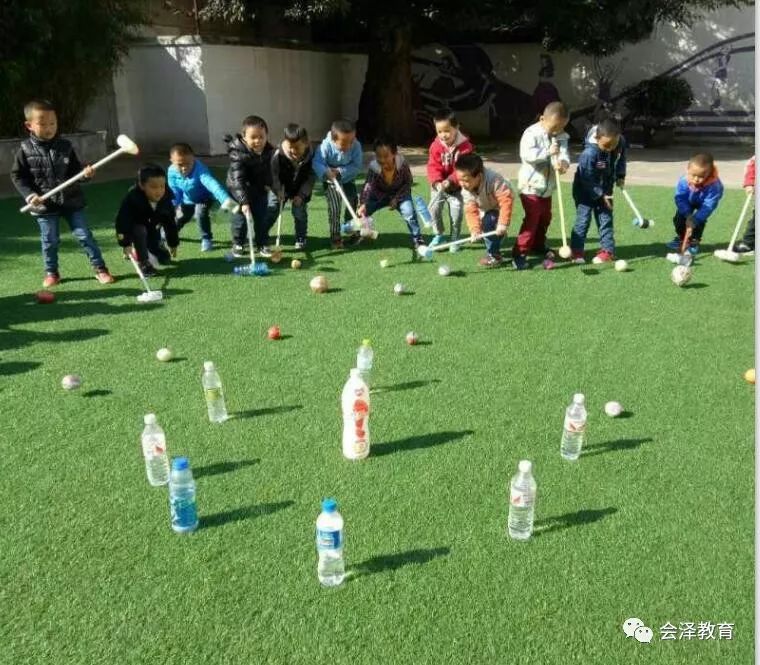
169,457,199,533
413,195,434,227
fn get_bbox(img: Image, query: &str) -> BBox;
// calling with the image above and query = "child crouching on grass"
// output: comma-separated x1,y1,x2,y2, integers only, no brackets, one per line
115,164,179,277
357,136,424,249
454,153,513,267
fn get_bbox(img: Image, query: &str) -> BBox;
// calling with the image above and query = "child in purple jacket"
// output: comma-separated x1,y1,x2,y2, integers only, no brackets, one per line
357,136,423,248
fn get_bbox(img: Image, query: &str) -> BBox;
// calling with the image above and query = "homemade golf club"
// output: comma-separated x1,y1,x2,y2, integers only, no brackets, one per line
714,191,753,263
128,251,163,303
233,210,269,276
333,179,378,240
417,230,499,260
554,168,572,259
20,134,140,213
622,188,654,228
271,200,285,263
666,225,695,267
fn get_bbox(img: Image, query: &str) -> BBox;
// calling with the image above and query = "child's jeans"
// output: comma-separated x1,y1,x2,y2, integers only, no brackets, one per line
36,210,106,274
741,210,755,248
363,196,422,244
230,190,279,247
481,210,504,256
514,194,552,257
673,212,706,244
324,179,358,239
177,200,213,241
287,196,310,243
132,223,171,266
571,200,614,253
431,189,463,238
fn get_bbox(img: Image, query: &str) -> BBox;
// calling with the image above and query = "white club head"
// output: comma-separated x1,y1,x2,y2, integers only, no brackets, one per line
137,290,163,303
558,245,572,259
417,245,433,260
116,134,140,155
714,249,742,263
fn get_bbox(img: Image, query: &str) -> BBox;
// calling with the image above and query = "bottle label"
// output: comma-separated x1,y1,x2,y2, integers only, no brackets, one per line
564,416,586,433
170,495,198,529
205,388,222,402
510,488,534,508
316,528,342,550
352,400,369,446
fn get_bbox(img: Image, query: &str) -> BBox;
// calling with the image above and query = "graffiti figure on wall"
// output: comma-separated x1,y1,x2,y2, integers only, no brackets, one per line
532,54,561,114
710,45,732,110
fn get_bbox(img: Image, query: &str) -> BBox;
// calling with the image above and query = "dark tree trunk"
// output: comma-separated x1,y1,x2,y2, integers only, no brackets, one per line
356,18,421,144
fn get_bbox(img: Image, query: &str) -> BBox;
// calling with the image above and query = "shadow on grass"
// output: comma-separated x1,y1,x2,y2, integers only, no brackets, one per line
232,405,303,419
533,507,618,537
582,437,652,458
195,458,260,479
349,547,450,579
373,429,473,457
683,282,709,290
0,360,42,376
82,389,112,398
201,500,294,530
373,379,441,393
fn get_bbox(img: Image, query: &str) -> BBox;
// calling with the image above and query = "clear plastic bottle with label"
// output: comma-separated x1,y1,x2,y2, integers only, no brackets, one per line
141,413,169,486
560,393,587,461
508,460,537,541
202,361,228,423
356,339,374,386
316,498,345,587
341,368,370,460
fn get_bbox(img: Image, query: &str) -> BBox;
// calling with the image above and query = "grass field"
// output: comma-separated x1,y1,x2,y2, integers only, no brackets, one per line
0,175,754,665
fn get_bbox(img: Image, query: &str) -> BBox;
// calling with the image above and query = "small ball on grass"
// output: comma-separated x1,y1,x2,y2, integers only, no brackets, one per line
156,347,173,362
405,331,419,345
438,264,451,277
267,325,281,340
744,368,755,385
291,259,302,270
614,259,629,272
393,283,405,295
36,290,55,304
310,275,328,293
558,245,572,259
604,401,623,417
61,374,81,391
379,259,390,268
671,265,693,287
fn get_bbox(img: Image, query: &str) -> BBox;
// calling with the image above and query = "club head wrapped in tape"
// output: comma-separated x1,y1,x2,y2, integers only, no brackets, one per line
137,290,163,303
713,249,742,263
116,134,140,155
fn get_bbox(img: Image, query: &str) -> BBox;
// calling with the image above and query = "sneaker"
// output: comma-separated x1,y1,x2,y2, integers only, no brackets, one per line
344,232,361,246
231,244,245,258
544,249,556,261
42,272,60,288
511,255,529,270
95,267,115,284
479,253,504,268
736,242,755,255
429,234,446,247
592,250,614,264
259,246,272,258
665,236,683,250
294,239,306,251
572,250,586,264
201,238,213,252
687,242,699,256
140,263,157,278
330,237,344,250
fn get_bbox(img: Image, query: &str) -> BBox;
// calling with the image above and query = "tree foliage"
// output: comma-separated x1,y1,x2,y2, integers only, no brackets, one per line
0,0,146,138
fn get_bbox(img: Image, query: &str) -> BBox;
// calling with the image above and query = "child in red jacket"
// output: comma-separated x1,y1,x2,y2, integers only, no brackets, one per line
426,108,474,248
736,156,755,254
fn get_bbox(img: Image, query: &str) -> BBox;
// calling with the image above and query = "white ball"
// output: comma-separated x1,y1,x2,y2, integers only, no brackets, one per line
156,347,173,362
614,259,628,272
438,264,451,277
379,259,389,268
558,245,572,259
671,265,693,287
604,401,623,417
61,374,81,391
393,283,404,295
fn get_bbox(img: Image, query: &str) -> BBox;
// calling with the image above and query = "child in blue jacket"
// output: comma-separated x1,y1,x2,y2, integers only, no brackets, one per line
168,143,235,252
570,118,625,264
666,153,724,255
312,119,363,249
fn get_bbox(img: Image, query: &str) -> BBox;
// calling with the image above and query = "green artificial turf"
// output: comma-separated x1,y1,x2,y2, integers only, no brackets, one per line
0,175,754,665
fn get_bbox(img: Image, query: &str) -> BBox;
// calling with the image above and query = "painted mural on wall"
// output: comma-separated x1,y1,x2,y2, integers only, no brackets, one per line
410,30,754,141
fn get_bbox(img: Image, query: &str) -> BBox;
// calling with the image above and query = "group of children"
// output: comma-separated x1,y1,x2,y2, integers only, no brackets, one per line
11,98,746,287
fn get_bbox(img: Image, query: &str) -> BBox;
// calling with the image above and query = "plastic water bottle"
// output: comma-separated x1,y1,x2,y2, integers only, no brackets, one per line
141,413,169,486
508,460,537,541
169,457,199,534
202,361,228,423
560,393,587,461
316,498,345,587
341,368,370,460
356,339,374,385
413,194,434,227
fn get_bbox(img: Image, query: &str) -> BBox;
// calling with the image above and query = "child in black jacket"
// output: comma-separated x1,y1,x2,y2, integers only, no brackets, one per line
115,164,179,277
225,115,279,257
270,123,316,250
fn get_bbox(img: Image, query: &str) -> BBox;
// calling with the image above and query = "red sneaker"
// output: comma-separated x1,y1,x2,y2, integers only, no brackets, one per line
95,267,115,284
478,253,504,268
42,273,61,288
330,237,344,250
592,250,614,264
571,250,586,264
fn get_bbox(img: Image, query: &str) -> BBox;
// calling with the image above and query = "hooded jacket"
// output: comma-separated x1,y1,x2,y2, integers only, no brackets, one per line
271,143,316,200
744,156,755,188
168,158,230,207
360,154,413,208
674,167,724,225
517,122,570,197
115,185,178,249
225,134,274,205
572,143,625,204
312,132,363,183
426,130,474,187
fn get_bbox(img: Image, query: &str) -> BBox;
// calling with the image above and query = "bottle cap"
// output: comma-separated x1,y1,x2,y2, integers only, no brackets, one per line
144,413,157,425
518,460,532,474
321,498,337,513
172,457,190,471
204,361,215,371
361,338,371,346
573,393,585,405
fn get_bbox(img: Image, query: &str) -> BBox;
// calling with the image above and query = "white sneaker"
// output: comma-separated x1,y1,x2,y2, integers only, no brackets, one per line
259,246,272,258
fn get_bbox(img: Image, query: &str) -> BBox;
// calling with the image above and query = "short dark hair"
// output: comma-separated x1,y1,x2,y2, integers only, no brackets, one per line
242,115,269,133
689,152,715,169
138,163,166,185
331,119,355,135
543,101,569,120
169,142,194,156
373,134,398,153
24,99,56,119
596,118,621,139
433,108,459,127
284,123,308,143
454,153,483,176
